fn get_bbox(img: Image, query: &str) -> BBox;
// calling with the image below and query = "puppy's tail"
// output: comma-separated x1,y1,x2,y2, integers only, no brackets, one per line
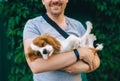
96,43,104,51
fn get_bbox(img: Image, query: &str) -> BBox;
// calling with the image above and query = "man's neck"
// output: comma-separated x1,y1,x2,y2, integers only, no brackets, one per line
47,13,65,23
46,13,67,29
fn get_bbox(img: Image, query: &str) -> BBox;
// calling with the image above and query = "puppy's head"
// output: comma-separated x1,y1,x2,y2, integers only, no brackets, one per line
27,34,61,61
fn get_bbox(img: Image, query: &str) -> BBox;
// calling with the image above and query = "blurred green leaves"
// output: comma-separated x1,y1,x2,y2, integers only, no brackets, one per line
1,0,43,81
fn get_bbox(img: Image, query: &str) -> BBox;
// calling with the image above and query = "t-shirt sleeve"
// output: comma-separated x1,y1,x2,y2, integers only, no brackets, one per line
23,20,40,41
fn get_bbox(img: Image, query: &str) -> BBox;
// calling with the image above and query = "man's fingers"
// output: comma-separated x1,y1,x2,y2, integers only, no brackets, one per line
90,54,100,71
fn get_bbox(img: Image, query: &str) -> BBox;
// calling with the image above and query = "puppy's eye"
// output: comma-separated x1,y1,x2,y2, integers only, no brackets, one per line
37,51,41,56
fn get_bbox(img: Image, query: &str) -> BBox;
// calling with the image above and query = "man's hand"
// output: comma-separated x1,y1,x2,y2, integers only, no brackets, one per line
78,47,95,70
63,61,89,74
87,53,100,72
63,48,100,74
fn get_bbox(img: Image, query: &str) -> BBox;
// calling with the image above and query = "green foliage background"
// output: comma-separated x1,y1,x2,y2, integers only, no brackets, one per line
0,0,120,81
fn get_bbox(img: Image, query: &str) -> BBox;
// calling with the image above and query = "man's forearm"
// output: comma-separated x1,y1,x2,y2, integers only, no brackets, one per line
24,38,78,74
63,60,89,74
27,51,77,73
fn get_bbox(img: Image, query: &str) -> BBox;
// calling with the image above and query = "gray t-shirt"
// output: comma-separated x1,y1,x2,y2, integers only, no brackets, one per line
23,16,86,81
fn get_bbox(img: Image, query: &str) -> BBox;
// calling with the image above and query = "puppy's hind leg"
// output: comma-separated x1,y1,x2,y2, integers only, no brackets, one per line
80,21,93,42
87,34,96,48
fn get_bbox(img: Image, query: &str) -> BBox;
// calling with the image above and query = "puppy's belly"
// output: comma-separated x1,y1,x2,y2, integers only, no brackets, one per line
59,40,75,53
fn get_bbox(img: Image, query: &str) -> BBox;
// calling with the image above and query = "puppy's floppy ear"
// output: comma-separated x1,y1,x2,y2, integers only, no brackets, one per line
41,34,61,52
26,47,42,61
33,36,44,46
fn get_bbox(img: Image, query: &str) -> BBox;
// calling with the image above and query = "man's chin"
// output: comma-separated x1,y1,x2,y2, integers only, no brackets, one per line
51,11,62,16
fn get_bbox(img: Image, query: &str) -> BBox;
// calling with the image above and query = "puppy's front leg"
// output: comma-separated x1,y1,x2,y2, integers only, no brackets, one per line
49,49,54,56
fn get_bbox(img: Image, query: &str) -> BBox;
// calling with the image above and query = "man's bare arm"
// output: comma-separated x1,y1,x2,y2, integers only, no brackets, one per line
63,53,100,74
24,38,95,74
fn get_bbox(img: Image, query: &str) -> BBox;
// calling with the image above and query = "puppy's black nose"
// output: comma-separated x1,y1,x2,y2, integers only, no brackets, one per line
43,49,48,54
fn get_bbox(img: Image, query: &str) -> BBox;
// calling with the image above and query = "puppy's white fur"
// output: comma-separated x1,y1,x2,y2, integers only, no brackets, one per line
59,21,93,52
31,43,54,59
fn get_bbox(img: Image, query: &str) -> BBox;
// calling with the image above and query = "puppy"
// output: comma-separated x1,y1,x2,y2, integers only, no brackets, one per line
26,21,103,61
27,34,82,61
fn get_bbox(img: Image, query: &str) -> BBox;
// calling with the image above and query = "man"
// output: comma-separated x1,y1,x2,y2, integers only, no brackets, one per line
23,0,100,81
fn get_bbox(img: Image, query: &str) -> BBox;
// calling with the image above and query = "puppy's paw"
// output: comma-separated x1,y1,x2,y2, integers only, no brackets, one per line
86,21,93,29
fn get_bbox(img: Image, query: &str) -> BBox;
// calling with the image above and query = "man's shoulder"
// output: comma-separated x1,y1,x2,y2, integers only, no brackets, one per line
25,15,45,26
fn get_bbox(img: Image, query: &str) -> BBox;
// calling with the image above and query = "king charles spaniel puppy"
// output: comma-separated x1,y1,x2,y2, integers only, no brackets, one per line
26,21,103,61
27,34,81,61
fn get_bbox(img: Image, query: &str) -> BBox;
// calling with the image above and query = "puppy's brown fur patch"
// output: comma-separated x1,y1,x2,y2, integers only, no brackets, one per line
26,34,61,61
